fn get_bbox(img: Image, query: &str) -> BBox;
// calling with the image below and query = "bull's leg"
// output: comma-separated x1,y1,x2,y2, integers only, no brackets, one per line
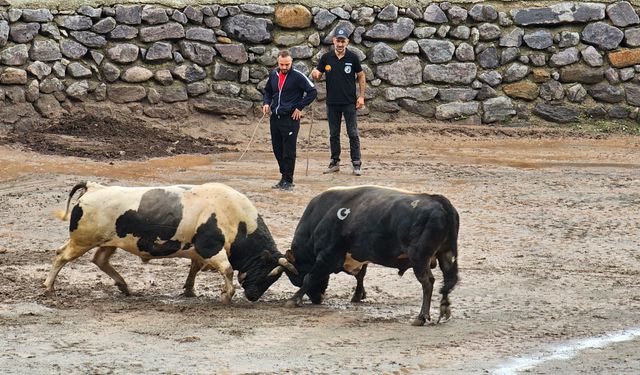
203,252,235,305
436,251,458,324
194,236,235,304
43,240,94,296
306,275,329,304
351,264,368,303
92,246,130,296
182,259,202,297
286,258,335,308
411,263,435,326
286,273,318,307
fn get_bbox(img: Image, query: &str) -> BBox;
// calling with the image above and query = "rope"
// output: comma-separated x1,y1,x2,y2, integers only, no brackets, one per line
238,112,267,161
305,104,315,176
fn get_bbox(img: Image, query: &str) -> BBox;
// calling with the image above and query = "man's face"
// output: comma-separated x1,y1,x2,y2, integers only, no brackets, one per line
333,37,349,53
277,56,293,74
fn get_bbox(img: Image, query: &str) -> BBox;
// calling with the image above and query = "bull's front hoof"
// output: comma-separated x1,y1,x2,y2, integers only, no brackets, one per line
309,293,324,305
285,299,300,308
221,293,233,305
182,289,196,298
42,287,56,297
116,283,131,296
351,290,366,303
411,316,427,326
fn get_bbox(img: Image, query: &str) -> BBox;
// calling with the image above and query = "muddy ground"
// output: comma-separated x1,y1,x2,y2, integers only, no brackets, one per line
0,110,639,374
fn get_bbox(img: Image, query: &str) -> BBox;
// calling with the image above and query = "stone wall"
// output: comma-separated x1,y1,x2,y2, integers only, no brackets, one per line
3,2,640,125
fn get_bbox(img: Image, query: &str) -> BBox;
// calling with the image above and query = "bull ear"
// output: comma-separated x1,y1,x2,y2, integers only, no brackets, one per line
285,249,296,263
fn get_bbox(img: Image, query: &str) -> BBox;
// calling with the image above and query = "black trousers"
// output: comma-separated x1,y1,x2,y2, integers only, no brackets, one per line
327,104,361,166
270,114,300,183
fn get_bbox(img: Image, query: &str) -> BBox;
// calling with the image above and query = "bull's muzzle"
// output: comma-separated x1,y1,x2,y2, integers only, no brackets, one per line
268,257,298,277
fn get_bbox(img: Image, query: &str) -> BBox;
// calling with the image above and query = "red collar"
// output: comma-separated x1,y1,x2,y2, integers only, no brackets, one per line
278,71,287,91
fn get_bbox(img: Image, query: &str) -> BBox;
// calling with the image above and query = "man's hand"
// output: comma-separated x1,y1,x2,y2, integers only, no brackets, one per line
262,104,270,116
292,108,302,120
311,69,322,81
356,96,365,109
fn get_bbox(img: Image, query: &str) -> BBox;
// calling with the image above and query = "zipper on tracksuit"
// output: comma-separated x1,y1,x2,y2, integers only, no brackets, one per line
275,72,287,115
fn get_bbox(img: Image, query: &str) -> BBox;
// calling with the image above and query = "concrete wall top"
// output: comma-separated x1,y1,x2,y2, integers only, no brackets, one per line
3,0,640,12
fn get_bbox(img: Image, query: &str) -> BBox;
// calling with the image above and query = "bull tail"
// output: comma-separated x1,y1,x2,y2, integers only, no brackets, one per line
437,196,460,297
55,182,88,221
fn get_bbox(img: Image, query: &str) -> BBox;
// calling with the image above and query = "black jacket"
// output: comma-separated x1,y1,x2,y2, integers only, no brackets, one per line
263,69,317,116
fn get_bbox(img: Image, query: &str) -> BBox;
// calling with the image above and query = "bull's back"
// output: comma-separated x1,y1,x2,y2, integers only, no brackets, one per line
295,186,455,265
69,185,189,248
69,183,260,254
179,183,260,246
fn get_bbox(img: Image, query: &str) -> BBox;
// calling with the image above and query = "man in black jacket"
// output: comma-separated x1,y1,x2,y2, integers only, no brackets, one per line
263,50,317,191
312,27,366,176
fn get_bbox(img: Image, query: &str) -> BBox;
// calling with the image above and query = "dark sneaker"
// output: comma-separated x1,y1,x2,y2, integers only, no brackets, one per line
280,181,295,191
272,180,284,189
323,161,340,174
352,165,362,176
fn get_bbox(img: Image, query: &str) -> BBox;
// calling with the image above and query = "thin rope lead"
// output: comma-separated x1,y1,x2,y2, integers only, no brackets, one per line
305,104,315,176
238,112,267,161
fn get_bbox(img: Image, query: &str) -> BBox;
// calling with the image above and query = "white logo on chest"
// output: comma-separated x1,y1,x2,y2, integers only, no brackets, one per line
344,66,352,74
337,208,351,220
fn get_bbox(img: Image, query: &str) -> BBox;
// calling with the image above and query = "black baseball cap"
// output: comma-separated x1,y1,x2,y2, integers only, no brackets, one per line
335,27,349,40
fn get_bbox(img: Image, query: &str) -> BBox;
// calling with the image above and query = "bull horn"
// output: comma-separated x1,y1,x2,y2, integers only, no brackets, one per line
268,265,284,277
238,272,247,284
278,257,298,275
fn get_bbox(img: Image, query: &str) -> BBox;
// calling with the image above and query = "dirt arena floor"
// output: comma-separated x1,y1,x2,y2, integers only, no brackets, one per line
0,110,639,374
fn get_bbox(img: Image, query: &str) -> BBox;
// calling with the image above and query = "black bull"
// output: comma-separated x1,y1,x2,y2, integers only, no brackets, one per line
282,186,459,326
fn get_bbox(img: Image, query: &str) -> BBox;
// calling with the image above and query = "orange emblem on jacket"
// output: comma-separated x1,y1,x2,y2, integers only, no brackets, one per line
325,65,332,72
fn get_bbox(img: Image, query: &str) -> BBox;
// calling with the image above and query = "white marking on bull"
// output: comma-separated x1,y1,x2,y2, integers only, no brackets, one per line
410,199,419,208
337,208,350,220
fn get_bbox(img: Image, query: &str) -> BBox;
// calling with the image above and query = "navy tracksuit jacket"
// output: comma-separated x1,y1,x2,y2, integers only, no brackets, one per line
263,69,317,184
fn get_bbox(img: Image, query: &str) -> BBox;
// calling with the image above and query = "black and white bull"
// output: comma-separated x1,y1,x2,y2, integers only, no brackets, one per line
282,185,459,326
43,181,297,303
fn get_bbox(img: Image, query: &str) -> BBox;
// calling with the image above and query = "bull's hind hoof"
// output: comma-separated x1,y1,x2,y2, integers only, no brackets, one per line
411,316,427,326
285,299,300,308
42,288,56,297
437,304,452,324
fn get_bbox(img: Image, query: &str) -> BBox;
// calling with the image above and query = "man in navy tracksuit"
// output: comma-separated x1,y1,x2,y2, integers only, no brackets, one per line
262,50,317,191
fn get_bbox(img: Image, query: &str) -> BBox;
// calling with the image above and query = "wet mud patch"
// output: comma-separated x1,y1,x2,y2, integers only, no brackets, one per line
0,113,237,161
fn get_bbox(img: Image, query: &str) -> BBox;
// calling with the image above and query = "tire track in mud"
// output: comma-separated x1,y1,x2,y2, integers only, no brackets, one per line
0,176,64,196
